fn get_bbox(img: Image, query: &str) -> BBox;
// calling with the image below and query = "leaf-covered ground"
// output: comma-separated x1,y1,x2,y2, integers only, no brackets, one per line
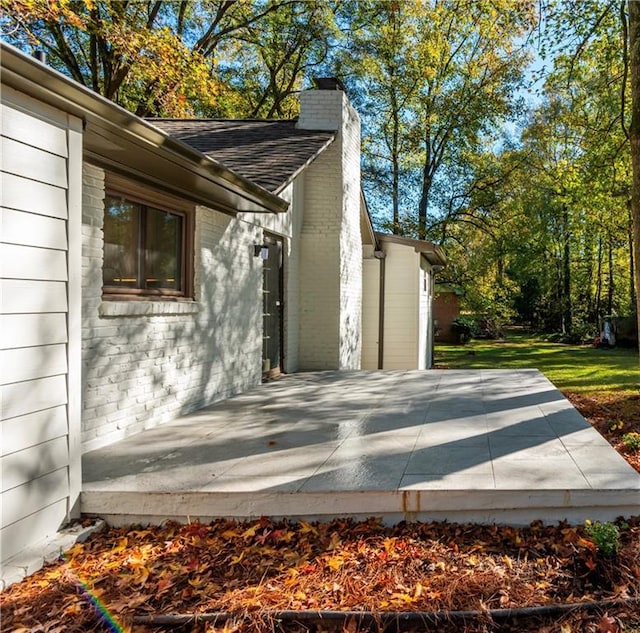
3,516,639,633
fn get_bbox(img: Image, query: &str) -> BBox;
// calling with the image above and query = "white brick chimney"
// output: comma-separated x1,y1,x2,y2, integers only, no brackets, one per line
296,79,363,370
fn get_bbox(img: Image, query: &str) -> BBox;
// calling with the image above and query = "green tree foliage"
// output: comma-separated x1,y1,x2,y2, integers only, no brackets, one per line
336,0,536,238
438,0,637,342
212,1,338,118
333,1,425,234
2,0,638,345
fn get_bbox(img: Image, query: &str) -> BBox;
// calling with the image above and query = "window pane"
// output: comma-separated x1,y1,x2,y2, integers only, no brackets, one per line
103,196,140,287
145,207,182,290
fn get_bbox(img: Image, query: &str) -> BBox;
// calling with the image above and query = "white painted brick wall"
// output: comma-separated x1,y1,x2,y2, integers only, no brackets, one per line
238,182,301,373
338,97,363,369
297,89,363,370
80,86,365,447
81,164,263,451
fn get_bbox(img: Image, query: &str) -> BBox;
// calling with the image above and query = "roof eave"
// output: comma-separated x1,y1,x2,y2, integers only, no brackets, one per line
271,134,336,195
0,43,287,214
375,232,447,267
360,191,378,248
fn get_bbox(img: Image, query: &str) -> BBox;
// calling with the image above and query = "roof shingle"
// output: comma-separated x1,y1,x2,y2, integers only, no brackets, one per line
148,119,335,194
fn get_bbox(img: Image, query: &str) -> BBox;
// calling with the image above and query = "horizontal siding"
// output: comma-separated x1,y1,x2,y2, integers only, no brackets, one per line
2,172,67,219
1,243,67,281
384,305,417,335
2,468,68,526
1,436,69,492
1,344,68,384
1,374,68,421
1,104,68,157
1,406,68,456
0,498,68,562
0,313,68,350
1,93,73,567
361,259,380,370
1,137,67,188
1,279,68,314
2,208,67,250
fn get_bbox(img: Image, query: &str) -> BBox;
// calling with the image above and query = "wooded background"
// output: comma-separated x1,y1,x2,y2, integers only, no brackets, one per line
4,0,639,345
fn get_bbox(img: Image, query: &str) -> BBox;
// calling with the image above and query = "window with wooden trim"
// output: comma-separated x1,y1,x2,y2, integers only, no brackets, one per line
102,176,193,299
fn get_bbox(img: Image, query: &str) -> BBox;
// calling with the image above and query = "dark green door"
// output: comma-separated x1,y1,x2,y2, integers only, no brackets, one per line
262,236,283,377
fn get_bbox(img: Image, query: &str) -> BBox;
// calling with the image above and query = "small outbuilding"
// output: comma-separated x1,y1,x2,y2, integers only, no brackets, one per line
362,233,446,370
433,284,464,343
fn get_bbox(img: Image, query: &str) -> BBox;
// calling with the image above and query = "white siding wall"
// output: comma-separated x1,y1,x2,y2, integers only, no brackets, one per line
297,89,362,370
381,243,420,370
1,91,82,563
81,166,264,451
361,250,381,370
418,260,433,370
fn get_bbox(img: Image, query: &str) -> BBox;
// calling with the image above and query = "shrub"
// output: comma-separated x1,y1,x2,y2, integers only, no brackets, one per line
584,520,621,557
451,317,477,343
621,432,640,453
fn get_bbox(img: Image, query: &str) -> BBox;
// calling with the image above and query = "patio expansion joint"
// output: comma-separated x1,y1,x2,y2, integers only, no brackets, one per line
484,425,498,489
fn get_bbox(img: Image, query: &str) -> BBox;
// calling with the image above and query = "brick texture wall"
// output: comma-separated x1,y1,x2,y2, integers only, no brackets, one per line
239,182,301,374
297,89,362,370
81,164,263,451
434,292,461,343
80,86,365,448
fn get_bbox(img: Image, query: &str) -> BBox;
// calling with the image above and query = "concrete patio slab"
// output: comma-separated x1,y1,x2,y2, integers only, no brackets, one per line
81,370,640,526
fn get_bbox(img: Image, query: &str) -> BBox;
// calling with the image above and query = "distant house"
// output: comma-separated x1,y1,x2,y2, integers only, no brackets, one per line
434,284,463,343
0,43,445,567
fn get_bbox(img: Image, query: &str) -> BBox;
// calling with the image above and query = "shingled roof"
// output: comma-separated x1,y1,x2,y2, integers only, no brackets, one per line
148,119,335,194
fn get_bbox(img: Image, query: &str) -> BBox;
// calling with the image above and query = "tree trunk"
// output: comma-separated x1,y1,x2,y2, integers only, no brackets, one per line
629,200,636,313
562,205,572,333
417,125,432,240
392,105,400,234
607,231,615,316
628,0,640,359
595,235,603,320
389,81,400,234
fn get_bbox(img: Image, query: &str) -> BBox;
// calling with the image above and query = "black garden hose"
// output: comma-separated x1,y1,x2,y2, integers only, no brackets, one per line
132,597,640,628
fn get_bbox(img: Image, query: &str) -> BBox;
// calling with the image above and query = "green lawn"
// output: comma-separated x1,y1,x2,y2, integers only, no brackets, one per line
434,329,639,394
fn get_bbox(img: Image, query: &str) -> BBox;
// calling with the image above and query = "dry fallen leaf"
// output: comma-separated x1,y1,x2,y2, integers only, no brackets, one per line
598,614,619,633
1,516,638,633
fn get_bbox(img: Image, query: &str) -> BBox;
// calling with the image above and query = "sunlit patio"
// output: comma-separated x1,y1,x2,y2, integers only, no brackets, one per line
81,370,640,526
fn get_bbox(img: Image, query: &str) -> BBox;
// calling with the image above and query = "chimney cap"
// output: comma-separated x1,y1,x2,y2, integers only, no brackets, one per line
313,77,346,92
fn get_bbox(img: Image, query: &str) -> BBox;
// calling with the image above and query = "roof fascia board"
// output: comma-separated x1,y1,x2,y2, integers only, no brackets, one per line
376,232,447,266
82,118,277,215
0,44,287,214
359,190,378,248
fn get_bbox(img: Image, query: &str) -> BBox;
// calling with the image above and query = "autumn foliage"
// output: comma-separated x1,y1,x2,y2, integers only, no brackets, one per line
3,516,639,632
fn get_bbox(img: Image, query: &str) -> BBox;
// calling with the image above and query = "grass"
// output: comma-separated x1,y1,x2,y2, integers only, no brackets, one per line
435,328,639,394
